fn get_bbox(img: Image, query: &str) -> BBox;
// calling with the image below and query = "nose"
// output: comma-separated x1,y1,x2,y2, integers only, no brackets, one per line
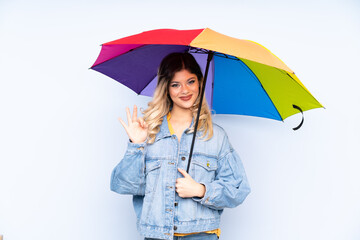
181,84,189,93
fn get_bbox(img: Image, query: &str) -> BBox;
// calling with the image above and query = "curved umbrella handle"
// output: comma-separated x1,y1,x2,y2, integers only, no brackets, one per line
292,104,304,131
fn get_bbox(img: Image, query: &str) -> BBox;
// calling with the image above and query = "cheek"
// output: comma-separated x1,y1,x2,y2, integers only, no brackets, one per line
193,84,200,97
169,88,179,100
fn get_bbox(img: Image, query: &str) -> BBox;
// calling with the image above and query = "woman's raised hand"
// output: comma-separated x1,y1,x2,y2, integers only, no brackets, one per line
118,105,148,143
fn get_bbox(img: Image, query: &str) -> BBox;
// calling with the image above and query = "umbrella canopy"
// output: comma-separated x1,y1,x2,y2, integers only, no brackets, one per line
91,28,323,122
91,28,324,172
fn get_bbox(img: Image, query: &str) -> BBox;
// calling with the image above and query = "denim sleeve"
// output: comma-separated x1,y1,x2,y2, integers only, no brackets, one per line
192,137,251,210
110,141,146,196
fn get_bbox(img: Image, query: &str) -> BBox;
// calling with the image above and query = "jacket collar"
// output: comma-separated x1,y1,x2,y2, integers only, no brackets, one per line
154,114,195,142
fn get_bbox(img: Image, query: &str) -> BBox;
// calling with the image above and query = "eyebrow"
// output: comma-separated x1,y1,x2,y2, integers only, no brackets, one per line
170,77,196,83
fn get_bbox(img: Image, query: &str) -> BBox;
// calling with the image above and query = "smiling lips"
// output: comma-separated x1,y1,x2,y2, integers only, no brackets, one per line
180,95,192,101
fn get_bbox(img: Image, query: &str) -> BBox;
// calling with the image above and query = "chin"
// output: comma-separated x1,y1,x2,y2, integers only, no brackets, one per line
174,101,195,110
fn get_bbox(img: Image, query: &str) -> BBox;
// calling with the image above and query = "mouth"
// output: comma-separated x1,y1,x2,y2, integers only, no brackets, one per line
179,95,192,101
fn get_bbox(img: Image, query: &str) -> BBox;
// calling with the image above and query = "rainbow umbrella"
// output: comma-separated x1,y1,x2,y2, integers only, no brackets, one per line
90,28,323,171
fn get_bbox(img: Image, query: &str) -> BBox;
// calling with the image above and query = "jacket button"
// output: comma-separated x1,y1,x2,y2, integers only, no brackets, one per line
181,156,186,161
174,226,177,230
174,202,178,206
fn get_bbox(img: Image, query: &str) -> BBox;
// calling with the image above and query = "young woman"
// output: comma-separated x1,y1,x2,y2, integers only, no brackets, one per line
111,52,251,240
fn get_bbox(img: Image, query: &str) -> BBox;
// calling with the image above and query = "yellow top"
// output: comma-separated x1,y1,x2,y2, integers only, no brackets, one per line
166,112,221,238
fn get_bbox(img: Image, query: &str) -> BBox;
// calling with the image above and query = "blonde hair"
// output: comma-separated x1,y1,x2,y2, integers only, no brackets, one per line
142,52,213,144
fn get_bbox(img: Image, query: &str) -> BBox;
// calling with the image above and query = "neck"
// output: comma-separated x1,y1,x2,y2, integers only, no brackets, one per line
170,106,193,122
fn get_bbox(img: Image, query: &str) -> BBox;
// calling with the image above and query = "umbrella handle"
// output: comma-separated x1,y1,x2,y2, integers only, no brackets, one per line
292,104,304,130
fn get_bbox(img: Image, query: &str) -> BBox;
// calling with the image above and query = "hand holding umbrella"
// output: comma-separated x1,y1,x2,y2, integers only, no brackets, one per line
118,105,148,144
176,168,206,198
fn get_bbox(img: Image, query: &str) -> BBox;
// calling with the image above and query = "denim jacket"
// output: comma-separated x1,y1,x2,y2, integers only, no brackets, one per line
110,115,251,240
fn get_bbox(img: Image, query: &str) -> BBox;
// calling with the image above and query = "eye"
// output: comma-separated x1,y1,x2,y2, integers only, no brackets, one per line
170,83,179,88
188,79,195,85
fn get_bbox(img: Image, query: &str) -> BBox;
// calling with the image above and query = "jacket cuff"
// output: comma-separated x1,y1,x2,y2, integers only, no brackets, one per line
125,140,147,154
192,181,213,205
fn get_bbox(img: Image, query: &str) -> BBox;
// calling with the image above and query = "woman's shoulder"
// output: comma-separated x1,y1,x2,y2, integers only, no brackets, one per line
210,122,235,156
211,122,228,139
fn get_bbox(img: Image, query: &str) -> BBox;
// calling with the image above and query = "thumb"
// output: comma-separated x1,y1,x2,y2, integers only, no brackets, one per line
178,168,190,178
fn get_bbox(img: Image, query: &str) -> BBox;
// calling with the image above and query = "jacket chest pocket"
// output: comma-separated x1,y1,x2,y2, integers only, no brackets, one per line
145,159,162,194
191,155,218,183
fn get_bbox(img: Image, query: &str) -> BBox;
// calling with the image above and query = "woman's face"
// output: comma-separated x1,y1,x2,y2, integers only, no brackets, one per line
169,69,199,111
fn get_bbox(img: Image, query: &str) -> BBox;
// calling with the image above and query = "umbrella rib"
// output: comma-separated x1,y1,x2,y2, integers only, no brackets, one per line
91,44,147,68
188,46,209,54
189,47,241,61
214,52,240,60
138,72,158,95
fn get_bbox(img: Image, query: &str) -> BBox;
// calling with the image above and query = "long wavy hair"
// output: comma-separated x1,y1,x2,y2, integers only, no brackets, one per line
142,52,213,144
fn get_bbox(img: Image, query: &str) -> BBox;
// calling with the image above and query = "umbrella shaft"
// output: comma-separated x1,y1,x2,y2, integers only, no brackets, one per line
186,51,214,173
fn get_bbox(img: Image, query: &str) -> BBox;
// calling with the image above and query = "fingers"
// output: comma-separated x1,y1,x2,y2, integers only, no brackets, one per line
138,117,144,127
143,120,148,128
138,117,148,129
132,105,137,122
124,105,146,129
126,107,132,124
178,168,185,177
175,180,182,191
178,168,189,178
175,179,188,198
118,117,129,133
